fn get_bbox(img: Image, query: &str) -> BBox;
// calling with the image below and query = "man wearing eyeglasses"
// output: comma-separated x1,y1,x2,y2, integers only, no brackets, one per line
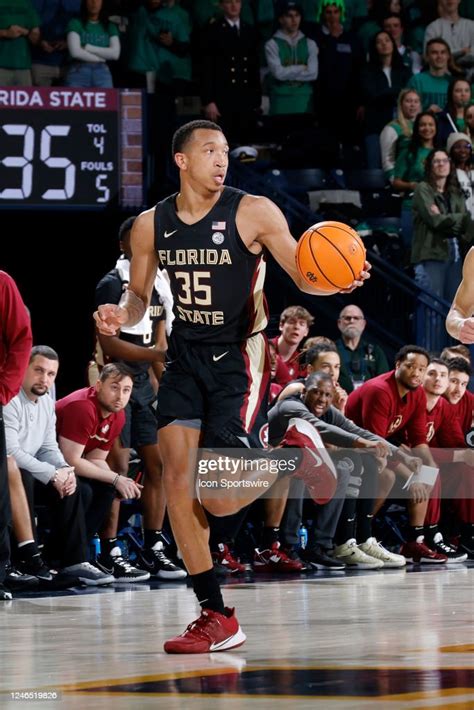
336,305,389,393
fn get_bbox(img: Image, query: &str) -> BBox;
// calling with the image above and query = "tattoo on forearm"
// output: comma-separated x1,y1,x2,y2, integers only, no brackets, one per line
119,288,146,326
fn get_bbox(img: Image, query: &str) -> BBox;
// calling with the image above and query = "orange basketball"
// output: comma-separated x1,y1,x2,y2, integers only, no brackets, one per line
295,221,366,294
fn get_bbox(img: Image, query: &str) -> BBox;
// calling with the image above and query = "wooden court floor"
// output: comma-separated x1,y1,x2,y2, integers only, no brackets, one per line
1,565,473,709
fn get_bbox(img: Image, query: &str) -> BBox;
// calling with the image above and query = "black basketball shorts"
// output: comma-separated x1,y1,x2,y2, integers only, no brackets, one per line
156,332,270,448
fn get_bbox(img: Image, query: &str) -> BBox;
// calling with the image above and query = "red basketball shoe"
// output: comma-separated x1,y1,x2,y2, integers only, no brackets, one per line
281,418,337,504
164,607,246,654
253,542,303,573
212,544,246,575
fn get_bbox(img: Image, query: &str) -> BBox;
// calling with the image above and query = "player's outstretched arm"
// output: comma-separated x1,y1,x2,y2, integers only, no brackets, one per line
240,195,369,295
94,209,159,335
446,247,474,343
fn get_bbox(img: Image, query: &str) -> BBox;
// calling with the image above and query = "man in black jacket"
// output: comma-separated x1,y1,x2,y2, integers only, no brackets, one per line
199,0,261,144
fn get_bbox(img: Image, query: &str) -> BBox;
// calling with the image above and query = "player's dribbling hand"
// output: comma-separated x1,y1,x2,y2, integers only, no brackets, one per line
94,304,128,336
339,260,371,293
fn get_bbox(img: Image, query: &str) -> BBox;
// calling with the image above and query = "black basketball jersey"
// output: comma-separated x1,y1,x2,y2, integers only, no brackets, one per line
154,186,268,343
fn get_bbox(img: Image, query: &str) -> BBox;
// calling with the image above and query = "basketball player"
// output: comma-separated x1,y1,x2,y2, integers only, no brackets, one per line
446,247,474,343
94,120,370,654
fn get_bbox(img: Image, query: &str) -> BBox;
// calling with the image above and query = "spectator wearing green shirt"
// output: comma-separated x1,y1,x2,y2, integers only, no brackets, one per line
0,0,40,86
393,110,438,250
412,149,474,319
65,0,120,88
407,38,453,112
264,2,318,117
380,88,421,182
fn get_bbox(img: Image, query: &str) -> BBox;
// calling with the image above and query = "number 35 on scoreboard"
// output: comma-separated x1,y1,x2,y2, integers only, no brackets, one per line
0,87,145,209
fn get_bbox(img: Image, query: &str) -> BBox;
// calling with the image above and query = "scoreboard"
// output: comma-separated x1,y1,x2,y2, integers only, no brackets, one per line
0,87,145,209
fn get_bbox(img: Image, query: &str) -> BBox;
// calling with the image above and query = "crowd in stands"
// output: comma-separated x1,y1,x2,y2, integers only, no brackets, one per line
5,1,474,303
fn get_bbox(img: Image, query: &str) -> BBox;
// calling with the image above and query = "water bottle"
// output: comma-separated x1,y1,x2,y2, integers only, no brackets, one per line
90,534,101,561
299,524,308,550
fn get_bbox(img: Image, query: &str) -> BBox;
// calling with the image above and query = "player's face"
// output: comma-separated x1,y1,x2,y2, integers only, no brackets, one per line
338,308,365,339
308,352,341,384
401,92,421,120
23,356,59,399
177,129,229,193
96,375,133,413
279,317,309,345
427,43,449,71
423,363,449,396
445,370,469,404
395,353,429,390
304,380,334,417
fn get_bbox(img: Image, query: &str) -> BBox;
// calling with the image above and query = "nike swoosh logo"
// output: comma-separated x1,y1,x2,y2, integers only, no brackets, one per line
138,556,155,570
212,351,229,362
164,229,177,238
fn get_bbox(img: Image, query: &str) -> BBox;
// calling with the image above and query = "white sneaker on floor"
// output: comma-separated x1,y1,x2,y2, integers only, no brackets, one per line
333,539,384,569
62,562,114,586
359,537,406,568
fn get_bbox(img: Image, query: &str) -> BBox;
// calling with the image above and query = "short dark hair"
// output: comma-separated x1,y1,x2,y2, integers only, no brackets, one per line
440,344,471,363
394,344,430,365
305,371,333,390
305,343,339,366
118,216,136,242
447,357,472,377
426,37,451,55
29,345,59,363
427,357,449,370
99,362,134,383
172,120,223,156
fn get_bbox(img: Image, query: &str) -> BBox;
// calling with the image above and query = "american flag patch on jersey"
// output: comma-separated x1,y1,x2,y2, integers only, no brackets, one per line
212,221,226,230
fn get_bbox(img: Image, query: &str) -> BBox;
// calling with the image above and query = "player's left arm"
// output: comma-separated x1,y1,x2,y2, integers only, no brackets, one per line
238,195,370,295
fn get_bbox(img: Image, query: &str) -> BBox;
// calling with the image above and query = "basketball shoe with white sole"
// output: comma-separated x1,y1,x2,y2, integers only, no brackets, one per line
359,537,407,568
164,607,246,654
333,539,384,569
